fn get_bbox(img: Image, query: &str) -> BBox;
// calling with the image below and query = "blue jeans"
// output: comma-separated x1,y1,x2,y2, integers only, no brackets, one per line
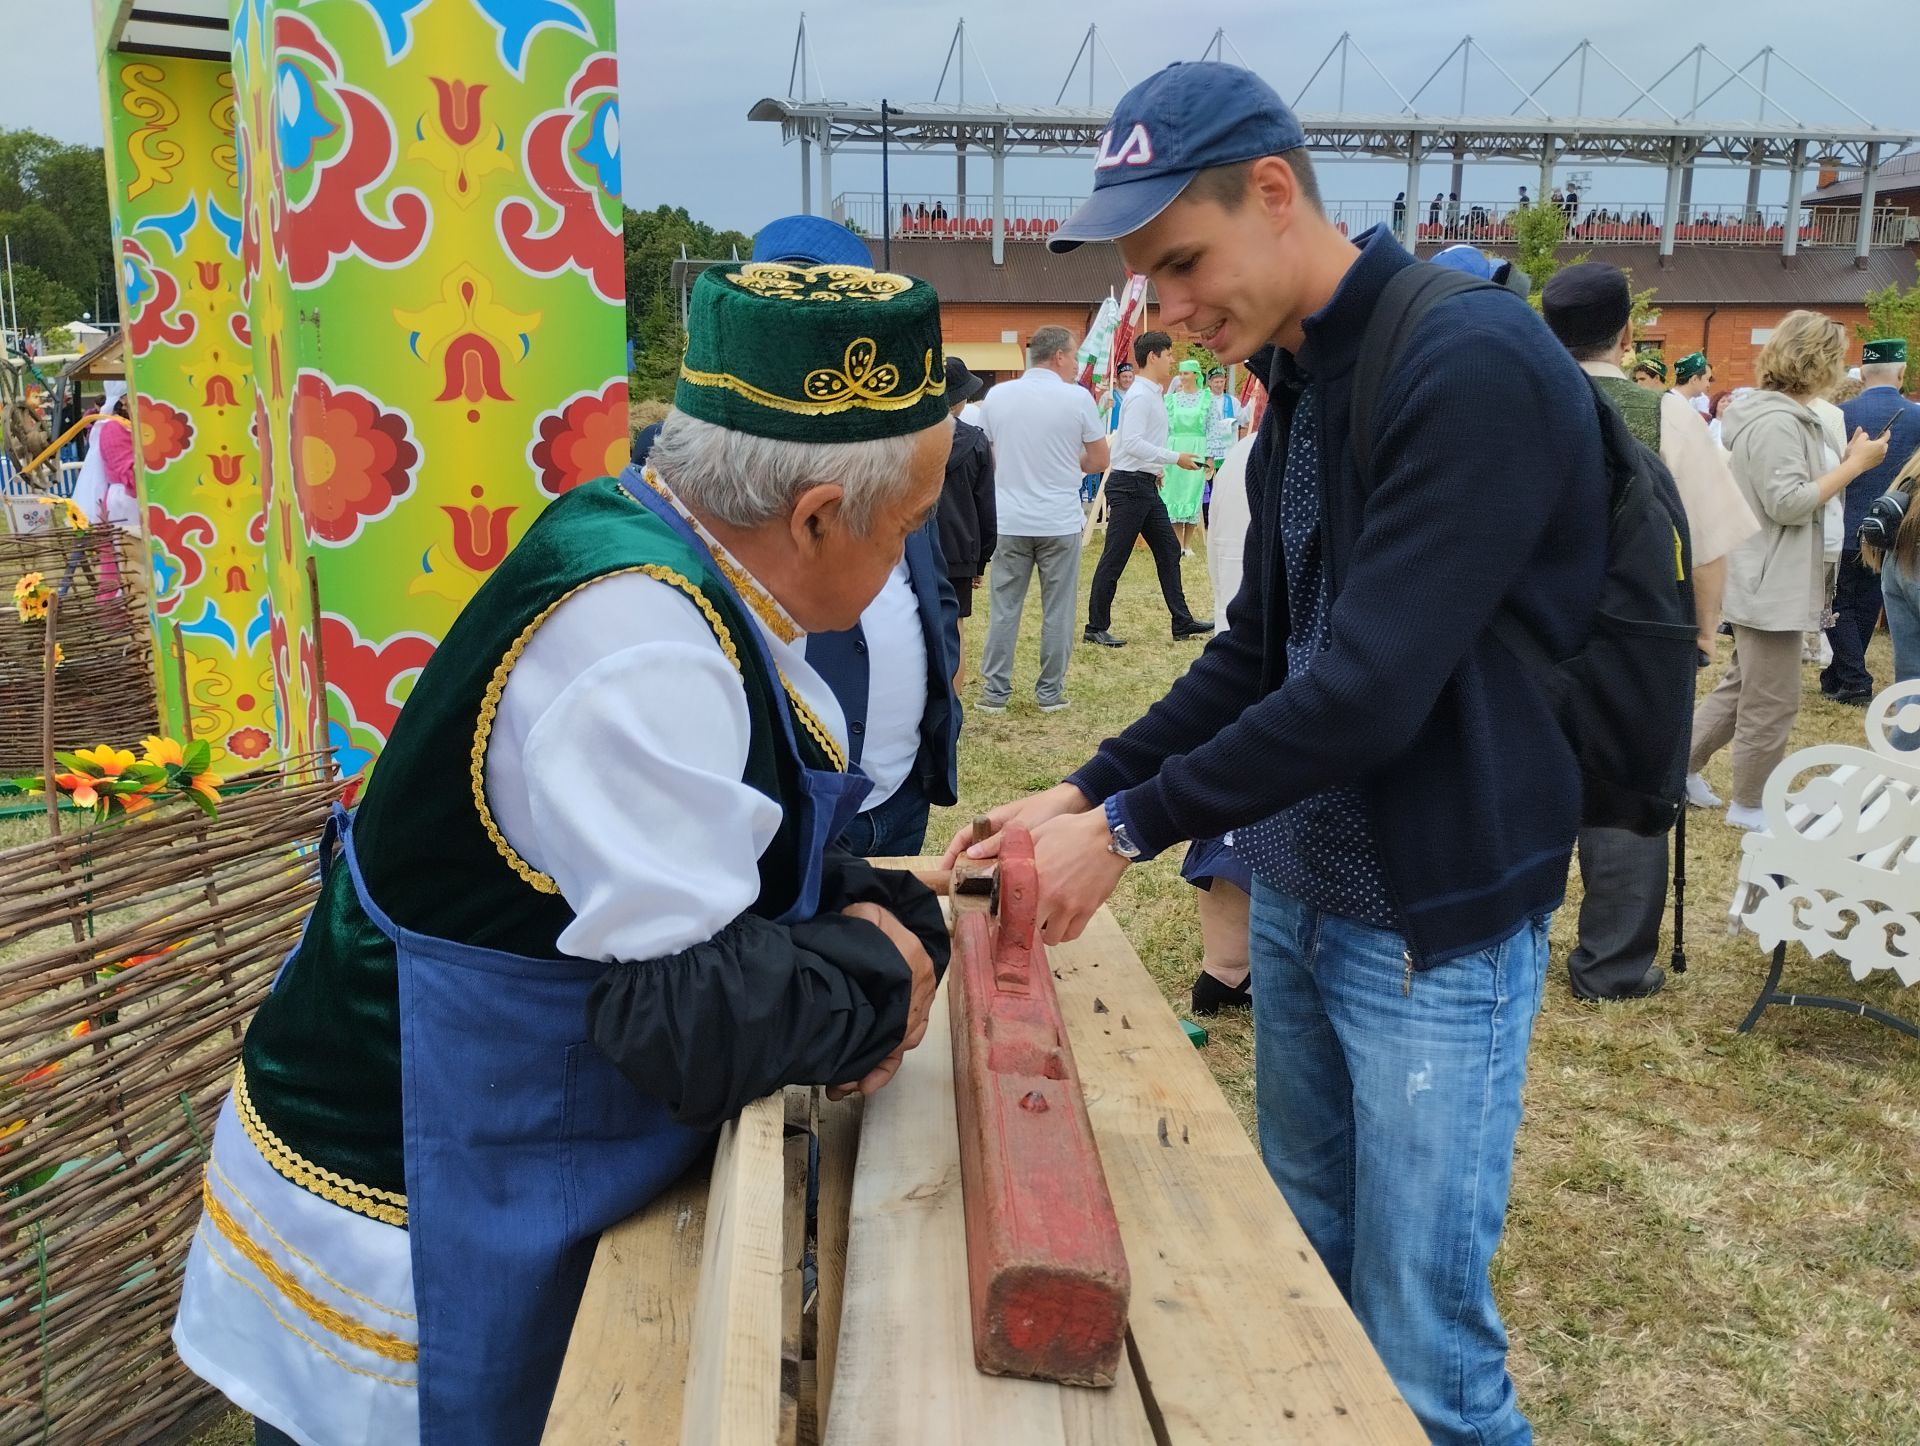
834,777,932,858
1247,881,1549,1446
1883,559,1920,750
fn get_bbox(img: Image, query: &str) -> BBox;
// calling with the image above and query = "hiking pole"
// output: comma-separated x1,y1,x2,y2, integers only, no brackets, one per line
1669,805,1688,974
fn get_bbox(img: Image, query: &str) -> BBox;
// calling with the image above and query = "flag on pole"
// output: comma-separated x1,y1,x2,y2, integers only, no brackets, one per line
1236,366,1268,436
1076,292,1121,395
1108,272,1150,383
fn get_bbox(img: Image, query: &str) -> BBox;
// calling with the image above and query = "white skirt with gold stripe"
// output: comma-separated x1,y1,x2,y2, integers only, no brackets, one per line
173,1088,419,1445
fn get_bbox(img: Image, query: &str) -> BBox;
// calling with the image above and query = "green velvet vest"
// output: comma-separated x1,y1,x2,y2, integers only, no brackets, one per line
1592,374,1662,453
239,478,837,1208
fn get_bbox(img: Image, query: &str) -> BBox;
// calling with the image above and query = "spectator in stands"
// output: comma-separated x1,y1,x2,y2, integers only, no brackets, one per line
937,356,996,693
1832,338,1920,702
1517,185,1531,209
901,201,912,232
1084,331,1212,649
933,200,948,222
1691,312,1888,829
976,325,1110,713
1563,186,1580,223
1551,185,1564,213
1445,192,1461,236
1429,192,1443,228
1392,191,1407,234
1542,261,1759,1000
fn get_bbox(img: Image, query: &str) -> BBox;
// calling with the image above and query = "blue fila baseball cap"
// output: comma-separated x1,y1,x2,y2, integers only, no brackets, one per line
1049,61,1307,254
752,214,874,268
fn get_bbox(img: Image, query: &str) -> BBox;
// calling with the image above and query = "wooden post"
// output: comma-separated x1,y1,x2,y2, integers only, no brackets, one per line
171,623,193,743
307,555,334,779
41,592,62,843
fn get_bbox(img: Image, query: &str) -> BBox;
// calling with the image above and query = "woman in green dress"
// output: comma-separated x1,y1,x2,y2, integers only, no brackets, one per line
1163,360,1210,551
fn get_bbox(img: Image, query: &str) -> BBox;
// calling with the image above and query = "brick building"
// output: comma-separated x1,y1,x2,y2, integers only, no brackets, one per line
847,234,1917,393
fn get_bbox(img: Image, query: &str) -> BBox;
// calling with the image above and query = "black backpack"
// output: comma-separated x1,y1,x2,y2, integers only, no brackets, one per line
1350,264,1699,837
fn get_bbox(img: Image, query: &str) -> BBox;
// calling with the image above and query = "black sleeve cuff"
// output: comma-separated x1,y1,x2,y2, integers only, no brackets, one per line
585,910,915,1131
816,852,951,984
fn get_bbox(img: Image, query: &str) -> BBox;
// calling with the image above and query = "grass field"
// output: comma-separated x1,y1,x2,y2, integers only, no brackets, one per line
165,534,1916,1444
946,539,1919,1445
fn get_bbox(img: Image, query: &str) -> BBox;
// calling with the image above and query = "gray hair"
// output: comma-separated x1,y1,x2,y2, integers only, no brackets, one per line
1861,361,1906,388
1027,326,1076,366
648,409,930,536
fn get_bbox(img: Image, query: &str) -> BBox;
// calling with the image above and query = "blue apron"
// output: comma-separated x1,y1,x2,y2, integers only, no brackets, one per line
330,473,869,1444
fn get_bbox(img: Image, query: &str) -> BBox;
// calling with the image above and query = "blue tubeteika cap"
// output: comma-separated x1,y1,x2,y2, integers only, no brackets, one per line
1049,62,1307,254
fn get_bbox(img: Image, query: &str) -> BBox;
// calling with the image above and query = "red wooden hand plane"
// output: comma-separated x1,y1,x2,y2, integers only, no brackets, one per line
947,821,1130,1388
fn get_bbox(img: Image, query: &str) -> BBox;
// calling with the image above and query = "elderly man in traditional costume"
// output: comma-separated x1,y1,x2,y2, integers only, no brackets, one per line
173,263,954,1446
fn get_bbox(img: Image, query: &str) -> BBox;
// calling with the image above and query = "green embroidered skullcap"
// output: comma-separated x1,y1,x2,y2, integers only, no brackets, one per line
1674,351,1708,383
1631,353,1668,383
676,262,948,443
1862,338,1907,366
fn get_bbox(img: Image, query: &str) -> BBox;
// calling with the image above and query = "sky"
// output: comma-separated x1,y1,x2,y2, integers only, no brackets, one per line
5,0,1917,233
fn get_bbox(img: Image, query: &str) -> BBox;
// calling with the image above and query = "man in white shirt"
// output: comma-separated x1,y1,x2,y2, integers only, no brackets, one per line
1671,351,1714,419
1085,330,1215,647
976,326,1110,712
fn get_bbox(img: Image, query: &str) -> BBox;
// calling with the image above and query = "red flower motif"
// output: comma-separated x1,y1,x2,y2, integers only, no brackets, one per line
438,333,511,404
203,374,239,410
498,56,621,303
433,78,487,146
211,451,244,486
529,379,629,496
290,371,418,544
138,396,195,473
226,726,272,760
444,502,518,571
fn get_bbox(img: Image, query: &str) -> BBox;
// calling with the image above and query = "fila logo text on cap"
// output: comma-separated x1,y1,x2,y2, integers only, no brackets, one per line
1094,123,1154,170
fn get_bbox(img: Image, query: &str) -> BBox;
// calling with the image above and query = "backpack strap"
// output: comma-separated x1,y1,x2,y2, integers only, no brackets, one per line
1346,264,1552,672
1348,265,1498,490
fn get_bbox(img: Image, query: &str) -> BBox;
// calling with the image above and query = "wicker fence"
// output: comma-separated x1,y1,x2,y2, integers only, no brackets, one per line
0,756,344,1444
0,530,159,774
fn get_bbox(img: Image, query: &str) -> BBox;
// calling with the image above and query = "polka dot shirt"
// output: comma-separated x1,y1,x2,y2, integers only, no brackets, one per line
1236,380,1398,929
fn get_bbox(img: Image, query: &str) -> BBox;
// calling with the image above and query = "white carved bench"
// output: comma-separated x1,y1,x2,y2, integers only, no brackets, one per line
1726,680,1920,1039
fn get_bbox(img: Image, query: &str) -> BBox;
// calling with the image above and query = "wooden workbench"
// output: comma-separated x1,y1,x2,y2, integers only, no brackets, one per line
543,874,1422,1445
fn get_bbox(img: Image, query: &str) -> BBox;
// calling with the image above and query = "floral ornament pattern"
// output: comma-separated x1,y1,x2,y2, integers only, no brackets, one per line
146,509,216,616
290,371,419,545
498,54,621,302
725,263,911,303
137,396,195,473
409,77,512,208
121,238,196,355
274,13,431,289
394,262,539,419
528,378,628,496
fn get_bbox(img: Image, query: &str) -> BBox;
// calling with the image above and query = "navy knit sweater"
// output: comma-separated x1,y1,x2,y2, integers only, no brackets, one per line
1071,229,1609,967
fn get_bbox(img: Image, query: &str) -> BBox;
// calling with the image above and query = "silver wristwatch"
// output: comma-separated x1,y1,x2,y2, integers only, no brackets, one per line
1103,798,1142,860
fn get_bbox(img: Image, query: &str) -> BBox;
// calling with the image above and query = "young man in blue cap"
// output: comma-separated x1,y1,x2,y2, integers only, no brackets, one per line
947,60,1610,1444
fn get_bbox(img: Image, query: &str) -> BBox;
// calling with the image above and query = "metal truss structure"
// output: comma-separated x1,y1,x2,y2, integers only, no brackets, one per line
752,22,1918,267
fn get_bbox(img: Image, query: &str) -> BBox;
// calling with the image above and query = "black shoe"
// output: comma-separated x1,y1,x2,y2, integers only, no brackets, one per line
1083,628,1127,648
1172,618,1216,640
1191,971,1252,1015
1577,965,1666,1002
1830,691,1872,708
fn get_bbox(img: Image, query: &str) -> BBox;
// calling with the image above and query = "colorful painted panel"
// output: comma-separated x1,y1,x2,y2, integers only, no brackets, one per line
231,0,625,783
101,54,277,767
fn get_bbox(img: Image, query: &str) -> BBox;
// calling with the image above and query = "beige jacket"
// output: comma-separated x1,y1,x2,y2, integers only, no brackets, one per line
1719,390,1834,632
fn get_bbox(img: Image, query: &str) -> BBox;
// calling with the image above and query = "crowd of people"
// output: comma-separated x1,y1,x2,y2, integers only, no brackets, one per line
162,53,1920,1446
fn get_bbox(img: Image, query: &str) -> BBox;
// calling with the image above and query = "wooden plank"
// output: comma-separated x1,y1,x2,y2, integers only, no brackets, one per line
679,1092,789,1446
822,984,1156,1446
781,1089,812,1446
812,1091,862,1436
541,1159,711,1445
1052,908,1425,1444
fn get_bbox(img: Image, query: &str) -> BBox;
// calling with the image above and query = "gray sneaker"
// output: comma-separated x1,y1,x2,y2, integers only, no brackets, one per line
975,698,1008,714
1038,699,1071,713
